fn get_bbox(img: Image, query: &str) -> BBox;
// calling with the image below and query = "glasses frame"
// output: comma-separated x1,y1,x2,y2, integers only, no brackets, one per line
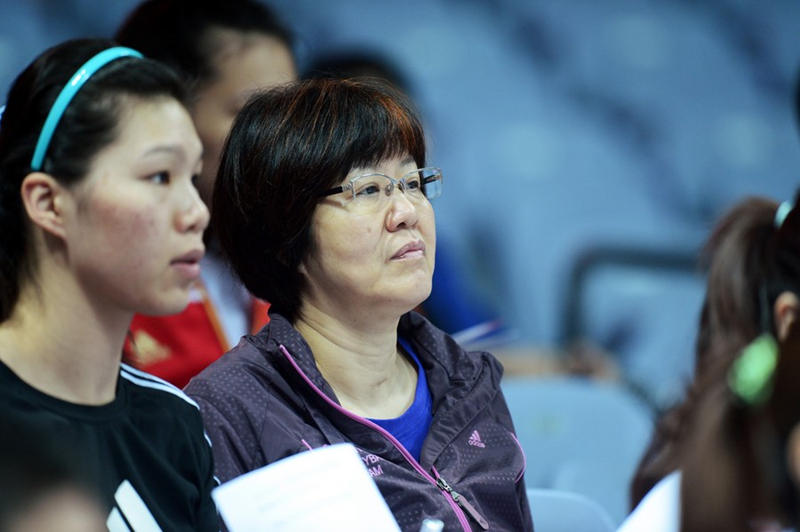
321,167,443,206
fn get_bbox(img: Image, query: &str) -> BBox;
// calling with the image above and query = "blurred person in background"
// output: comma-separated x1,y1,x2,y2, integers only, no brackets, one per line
116,0,297,387
0,416,106,532
620,190,800,531
680,309,800,532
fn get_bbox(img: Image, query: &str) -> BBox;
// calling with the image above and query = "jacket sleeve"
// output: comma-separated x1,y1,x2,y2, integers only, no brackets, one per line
493,376,536,531
515,469,535,531
190,390,263,484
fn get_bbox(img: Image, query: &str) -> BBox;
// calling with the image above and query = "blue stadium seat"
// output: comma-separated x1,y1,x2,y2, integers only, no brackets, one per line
527,488,615,532
503,376,654,525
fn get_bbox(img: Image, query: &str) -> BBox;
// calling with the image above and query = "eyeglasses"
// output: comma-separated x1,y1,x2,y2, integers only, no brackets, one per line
321,167,443,213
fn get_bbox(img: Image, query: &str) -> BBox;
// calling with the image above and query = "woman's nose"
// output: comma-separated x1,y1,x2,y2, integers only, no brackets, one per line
177,185,210,234
385,188,419,230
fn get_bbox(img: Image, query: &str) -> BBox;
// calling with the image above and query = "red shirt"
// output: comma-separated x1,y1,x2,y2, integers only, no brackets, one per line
124,282,269,388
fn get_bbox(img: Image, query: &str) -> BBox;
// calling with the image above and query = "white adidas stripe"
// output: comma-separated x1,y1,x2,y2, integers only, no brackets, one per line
107,508,130,532
119,364,214,449
120,363,199,409
113,480,162,532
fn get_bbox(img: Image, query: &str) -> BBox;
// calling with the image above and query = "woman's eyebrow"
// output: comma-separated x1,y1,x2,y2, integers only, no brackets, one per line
141,144,204,166
141,145,185,159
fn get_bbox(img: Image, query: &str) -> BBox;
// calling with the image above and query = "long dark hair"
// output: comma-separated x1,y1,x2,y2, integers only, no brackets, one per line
630,191,800,508
0,38,186,322
681,320,800,531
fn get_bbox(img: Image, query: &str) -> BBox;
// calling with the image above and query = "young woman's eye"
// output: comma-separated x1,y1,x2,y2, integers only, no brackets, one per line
148,171,170,184
191,173,201,187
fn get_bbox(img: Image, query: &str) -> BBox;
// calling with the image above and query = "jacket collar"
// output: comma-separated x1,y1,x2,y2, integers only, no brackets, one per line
252,311,503,465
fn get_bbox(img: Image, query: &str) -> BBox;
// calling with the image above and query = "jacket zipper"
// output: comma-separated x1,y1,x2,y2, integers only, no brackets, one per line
433,469,489,530
279,345,475,531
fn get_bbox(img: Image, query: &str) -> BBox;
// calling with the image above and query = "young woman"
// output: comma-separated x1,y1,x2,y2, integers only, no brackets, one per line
620,192,800,531
0,39,217,530
185,78,533,531
115,0,298,387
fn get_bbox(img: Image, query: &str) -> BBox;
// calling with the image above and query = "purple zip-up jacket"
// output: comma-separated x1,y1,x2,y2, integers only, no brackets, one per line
185,312,534,531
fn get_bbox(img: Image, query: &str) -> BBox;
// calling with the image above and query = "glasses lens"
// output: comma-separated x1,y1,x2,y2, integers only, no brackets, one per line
344,169,441,212
420,168,442,200
350,175,390,211
352,176,385,197
402,172,423,197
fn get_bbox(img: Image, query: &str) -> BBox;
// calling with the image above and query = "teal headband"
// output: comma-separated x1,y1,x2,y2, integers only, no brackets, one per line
775,200,794,229
30,46,143,171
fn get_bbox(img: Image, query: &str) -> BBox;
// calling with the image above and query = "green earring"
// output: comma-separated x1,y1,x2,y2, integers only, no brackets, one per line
728,333,778,405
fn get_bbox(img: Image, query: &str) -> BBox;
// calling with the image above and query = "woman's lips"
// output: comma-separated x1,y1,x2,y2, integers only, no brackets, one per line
171,249,204,279
391,240,425,260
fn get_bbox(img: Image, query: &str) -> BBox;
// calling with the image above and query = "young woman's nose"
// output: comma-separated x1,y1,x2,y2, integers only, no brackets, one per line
176,184,210,234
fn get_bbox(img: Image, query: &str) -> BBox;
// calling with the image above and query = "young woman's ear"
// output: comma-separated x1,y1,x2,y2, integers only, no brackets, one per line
20,172,69,240
786,425,800,486
774,291,799,342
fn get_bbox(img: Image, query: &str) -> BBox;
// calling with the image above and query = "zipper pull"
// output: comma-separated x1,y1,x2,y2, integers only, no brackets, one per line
435,476,489,530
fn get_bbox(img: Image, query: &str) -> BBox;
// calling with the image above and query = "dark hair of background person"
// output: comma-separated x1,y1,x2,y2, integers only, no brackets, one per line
680,319,800,532
304,50,412,94
630,191,800,508
0,38,187,323
794,66,800,134
114,0,292,94
0,415,99,530
213,77,426,323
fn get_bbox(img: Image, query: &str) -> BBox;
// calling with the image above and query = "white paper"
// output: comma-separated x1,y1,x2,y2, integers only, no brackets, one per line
212,443,401,532
616,471,681,532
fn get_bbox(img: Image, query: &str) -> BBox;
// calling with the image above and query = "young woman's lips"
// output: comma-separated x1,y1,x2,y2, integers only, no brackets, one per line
391,240,425,260
171,249,204,279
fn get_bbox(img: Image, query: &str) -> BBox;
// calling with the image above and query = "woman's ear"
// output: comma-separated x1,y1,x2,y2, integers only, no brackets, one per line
774,291,799,342
20,172,69,240
787,425,800,486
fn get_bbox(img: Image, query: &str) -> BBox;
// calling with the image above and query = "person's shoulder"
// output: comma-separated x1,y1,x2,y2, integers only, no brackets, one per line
188,325,281,388
120,363,201,414
401,311,503,377
184,319,295,414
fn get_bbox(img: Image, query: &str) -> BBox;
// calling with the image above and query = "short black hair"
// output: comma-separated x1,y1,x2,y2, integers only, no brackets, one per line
214,78,427,322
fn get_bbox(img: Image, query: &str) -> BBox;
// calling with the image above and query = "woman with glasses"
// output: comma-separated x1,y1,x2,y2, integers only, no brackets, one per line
185,77,534,531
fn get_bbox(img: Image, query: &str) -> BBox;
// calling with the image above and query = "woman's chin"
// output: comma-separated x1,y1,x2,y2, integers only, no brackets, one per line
135,294,191,317
395,286,433,316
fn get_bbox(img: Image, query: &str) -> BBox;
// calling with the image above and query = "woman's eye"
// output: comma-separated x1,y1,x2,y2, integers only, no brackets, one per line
355,183,382,197
405,178,422,190
191,173,201,187
149,171,170,184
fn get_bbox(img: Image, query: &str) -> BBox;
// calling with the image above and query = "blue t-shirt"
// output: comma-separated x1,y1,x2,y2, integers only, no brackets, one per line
368,338,432,461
